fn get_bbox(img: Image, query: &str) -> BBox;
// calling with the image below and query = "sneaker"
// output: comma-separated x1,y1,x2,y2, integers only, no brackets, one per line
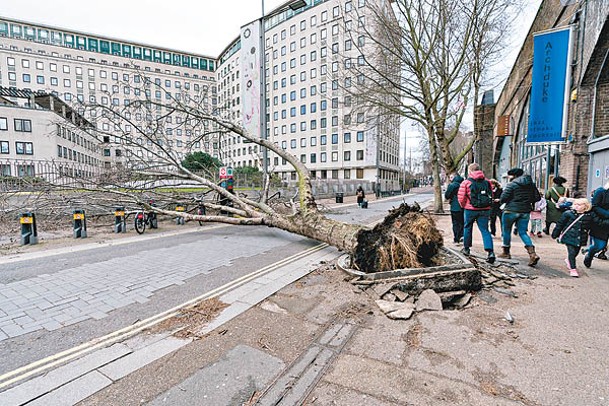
597,252,608,260
537,232,543,238
583,255,592,268
460,247,471,256
569,269,579,277
486,251,496,264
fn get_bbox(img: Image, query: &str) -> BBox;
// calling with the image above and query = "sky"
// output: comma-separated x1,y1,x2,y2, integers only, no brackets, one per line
1,0,288,57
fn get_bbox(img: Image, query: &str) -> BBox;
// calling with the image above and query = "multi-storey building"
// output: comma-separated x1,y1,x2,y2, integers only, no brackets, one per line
0,17,218,171
0,86,101,183
217,0,401,193
1,1,401,192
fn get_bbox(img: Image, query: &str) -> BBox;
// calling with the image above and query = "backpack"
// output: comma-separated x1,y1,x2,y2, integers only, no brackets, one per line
468,178,492,208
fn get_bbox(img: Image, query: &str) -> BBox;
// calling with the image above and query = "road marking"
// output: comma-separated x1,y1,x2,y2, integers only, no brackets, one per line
0,242,328,390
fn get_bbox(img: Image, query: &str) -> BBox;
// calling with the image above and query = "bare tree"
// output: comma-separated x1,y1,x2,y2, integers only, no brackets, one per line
343,0,523,212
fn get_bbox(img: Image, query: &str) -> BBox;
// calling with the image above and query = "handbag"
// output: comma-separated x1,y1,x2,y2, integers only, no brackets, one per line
557,213,584,244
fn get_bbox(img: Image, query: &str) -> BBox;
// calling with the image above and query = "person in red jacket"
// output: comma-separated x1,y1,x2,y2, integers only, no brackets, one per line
457,163,496,263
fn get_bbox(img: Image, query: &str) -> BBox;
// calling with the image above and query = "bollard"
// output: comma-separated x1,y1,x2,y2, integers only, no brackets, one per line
335,192,344,203
19,212,38,245
114,207,126,233
175,204,185,225
73,209,87,238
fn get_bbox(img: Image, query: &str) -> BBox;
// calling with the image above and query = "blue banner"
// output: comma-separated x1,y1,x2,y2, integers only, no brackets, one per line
527,27,572,144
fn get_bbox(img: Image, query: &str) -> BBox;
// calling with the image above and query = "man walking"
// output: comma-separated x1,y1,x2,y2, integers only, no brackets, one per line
457,163,496,263
444,173,464,244
498,167,541,266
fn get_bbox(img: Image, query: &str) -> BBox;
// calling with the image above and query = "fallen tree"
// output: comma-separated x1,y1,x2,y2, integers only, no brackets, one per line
10,72,444,273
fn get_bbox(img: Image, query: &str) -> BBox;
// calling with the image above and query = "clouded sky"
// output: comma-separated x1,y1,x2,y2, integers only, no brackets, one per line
1,0,288,57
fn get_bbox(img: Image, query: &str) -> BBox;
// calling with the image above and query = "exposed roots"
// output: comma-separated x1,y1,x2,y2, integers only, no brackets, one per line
353,203,443,273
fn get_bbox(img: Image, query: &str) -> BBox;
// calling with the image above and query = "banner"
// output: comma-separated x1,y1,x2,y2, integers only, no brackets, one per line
240,20,262,138
527,27,573,144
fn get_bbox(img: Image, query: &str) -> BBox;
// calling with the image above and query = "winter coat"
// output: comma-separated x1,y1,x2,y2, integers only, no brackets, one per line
500,174,539,213
490,186,503,215
444,175,464,212
590,187,609,240
545,185,569,224
552,209,592,247
458,170,491,211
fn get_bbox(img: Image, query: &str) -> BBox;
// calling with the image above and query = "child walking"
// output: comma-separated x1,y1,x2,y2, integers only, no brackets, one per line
551,198,592,277
530,190,546,237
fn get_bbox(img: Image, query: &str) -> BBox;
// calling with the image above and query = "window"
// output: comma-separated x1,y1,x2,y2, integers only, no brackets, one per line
356,150,364,160
344,132,351,143
16,141,33,155
7,57,15,66
0,118,7,131
345,39,352,51
0,141,9,154
22,59,30,68
333,6,340,17
332,134,338,144
22,73,31,82
344,151,351,161
310,136,317,146
321,11,328,22
321,135,327,145
64,78,71,87
357,131,364,142
332,152,338,162
63,65,70,73
14,119,32,132
321,152,327,162
310,153,317,163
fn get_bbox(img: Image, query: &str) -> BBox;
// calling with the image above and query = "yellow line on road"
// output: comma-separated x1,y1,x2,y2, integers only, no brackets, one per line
0,242,329,390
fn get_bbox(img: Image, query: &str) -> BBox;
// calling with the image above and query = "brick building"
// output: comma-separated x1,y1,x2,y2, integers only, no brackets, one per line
494,0,609,193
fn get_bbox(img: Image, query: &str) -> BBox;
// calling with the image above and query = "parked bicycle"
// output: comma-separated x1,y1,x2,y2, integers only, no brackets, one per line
134,200,158,234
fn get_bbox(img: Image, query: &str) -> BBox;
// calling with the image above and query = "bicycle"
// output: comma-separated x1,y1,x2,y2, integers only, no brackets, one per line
134,201,158,234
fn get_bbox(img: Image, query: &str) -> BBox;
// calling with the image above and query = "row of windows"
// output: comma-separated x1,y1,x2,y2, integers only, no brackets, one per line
279,131,364,149
271,114,366,131
0,140,33,155
57,144,99,166
0,117,32,132
0,21,214,71
56,125,98,153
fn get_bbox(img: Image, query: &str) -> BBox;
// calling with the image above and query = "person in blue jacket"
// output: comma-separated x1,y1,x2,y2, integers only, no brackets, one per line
444,172,464,244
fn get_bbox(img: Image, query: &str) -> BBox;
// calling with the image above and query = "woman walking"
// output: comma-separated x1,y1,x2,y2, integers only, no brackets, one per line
544,176,569,234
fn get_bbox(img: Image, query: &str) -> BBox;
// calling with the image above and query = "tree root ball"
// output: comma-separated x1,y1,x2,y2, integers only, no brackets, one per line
353,202,444,273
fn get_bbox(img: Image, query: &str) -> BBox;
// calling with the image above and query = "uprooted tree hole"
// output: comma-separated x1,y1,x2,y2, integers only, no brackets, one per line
352,203,445,273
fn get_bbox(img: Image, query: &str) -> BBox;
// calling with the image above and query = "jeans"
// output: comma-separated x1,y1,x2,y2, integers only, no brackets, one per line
586,236,608,263
450,210,464,242
566,244,580,269
463,209,494,251
502,212,533,248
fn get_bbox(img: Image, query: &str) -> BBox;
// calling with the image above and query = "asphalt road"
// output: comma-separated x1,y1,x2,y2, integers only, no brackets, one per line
0,191,432,377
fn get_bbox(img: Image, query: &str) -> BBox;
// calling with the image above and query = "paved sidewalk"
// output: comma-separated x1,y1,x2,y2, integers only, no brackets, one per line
6,192,609,405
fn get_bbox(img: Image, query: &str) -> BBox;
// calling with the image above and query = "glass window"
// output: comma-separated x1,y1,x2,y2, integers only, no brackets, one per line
357,131,364,142
14,119,32,132
0,118,7,130
1,141,9,154
321,135,327,145
22,73,31,82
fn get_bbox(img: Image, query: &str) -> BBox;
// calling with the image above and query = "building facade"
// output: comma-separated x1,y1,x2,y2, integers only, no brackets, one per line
0,17,218,172
494,0,609,194
217,0,401,193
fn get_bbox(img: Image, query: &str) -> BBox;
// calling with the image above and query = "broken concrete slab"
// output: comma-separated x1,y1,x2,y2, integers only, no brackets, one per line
391,289,409,302
452,293,472,309
386,303,415,320
415,289,443,312
375,300,404,314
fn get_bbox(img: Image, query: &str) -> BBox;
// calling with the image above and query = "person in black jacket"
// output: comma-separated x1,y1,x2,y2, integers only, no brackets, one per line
583,181,609,268
499,167,541,266
552,198,592,277
444,173,464,244
489,179,503,236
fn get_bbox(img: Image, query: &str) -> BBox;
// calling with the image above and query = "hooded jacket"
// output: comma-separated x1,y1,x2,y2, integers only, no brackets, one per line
552,209,591,247
590,186,609,239
500,174,538,213
457,170,491,210
444,175,464,212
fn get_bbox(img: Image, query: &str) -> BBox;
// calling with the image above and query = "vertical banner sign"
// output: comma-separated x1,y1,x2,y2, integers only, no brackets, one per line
527,27,573,144
240,20,262,137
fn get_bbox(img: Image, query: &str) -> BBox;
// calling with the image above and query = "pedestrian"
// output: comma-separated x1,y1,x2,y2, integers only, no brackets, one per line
356,185,365,208
583,180,609,268
498,167,542,266
444,172,464,244
489,179,503,237
529,189,546,237
544,176,569,235
457,163,496,263
551,198,592,277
